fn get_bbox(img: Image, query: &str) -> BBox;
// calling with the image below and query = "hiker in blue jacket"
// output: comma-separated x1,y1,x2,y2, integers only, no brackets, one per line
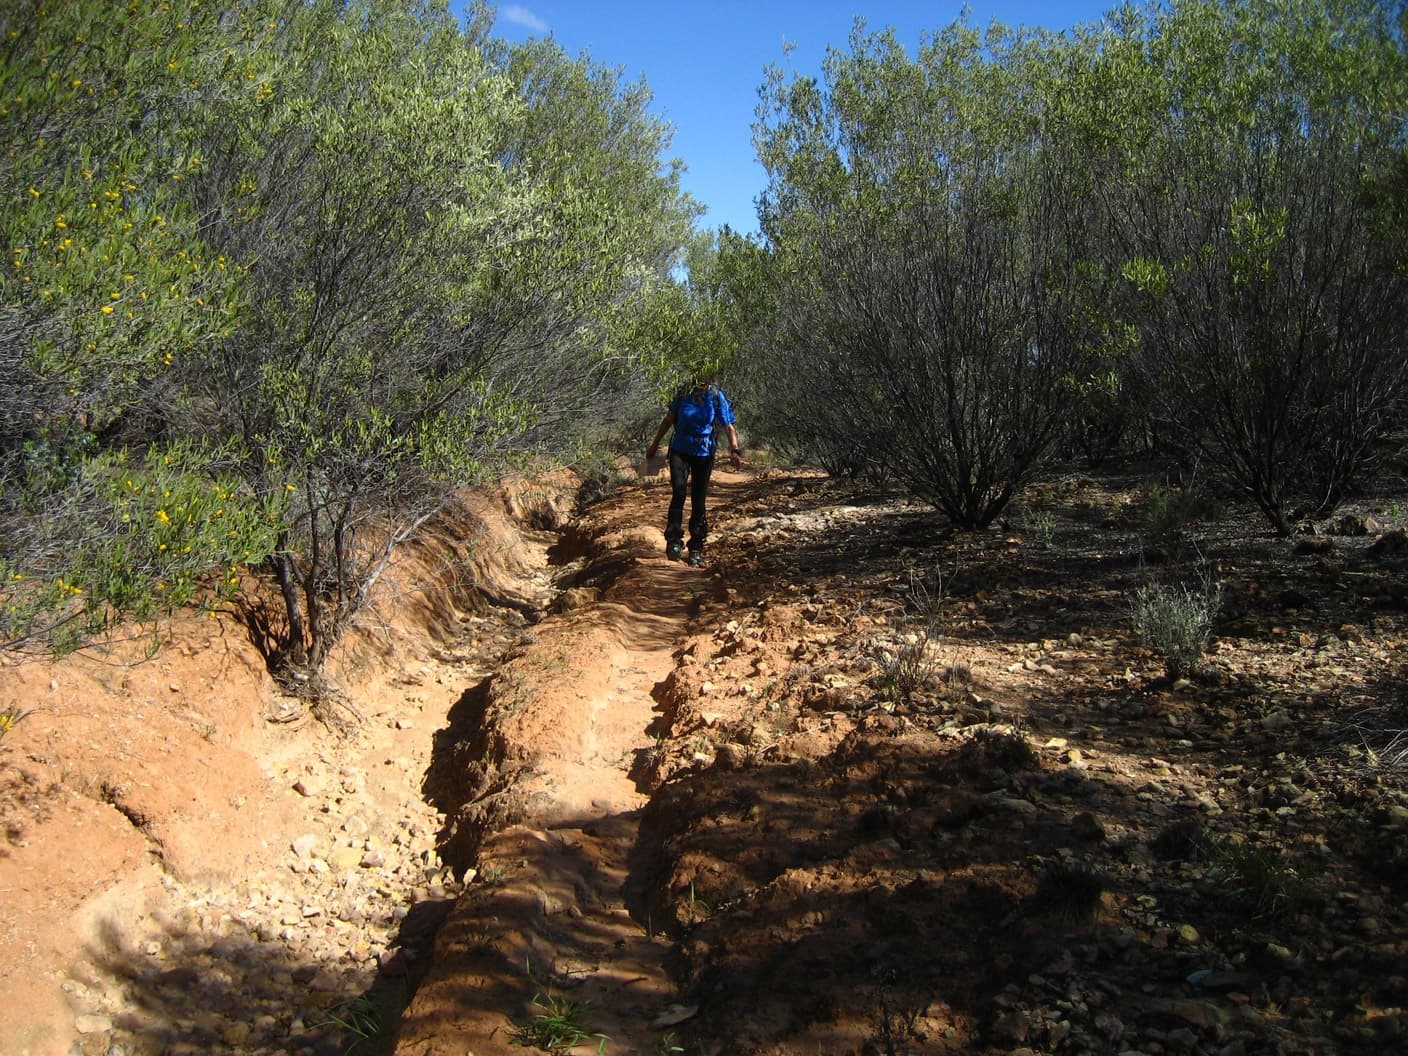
646,377,742,566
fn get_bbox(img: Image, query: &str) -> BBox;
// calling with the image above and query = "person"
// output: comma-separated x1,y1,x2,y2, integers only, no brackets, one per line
645,377,742,566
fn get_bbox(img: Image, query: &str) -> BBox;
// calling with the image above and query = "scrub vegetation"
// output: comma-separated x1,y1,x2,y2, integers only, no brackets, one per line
732,0,1408,534
2,0,698,674
3,0,1406,681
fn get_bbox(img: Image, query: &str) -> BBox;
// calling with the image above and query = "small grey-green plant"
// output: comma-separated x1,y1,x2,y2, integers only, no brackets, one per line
875,565,951,703
875,637,941,704
652,1033,685,1055
1021,508,1056,549
682,881,712,923
1130,576,1220,678
510,991,608,1054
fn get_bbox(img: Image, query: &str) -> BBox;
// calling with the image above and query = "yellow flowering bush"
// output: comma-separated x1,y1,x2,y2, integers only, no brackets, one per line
0,443,280,653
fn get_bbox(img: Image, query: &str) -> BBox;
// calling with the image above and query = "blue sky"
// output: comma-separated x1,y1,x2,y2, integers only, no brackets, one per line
477,2,1120,236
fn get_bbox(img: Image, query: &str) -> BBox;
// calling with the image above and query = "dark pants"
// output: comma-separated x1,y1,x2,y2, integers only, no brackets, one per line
666,449,714,553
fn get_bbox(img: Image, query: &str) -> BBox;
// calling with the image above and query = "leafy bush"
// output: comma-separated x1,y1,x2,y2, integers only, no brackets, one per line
1137,483,1225,553
1,443,278,653
1130,577,1220,678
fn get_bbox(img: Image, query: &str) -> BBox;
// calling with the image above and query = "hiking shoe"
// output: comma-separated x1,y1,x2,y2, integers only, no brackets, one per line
686,550,705,568
666,542,683,561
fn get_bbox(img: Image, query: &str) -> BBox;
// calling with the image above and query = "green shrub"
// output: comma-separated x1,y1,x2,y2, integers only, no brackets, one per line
2,442,279,653
574,448,628,508
1138,483,1225,553
1130,577,1220,678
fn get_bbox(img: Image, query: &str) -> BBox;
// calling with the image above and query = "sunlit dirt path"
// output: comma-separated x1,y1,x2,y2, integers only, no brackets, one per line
395,470,761,1055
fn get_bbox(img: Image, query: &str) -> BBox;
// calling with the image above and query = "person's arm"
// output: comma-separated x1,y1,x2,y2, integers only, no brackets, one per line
647,411,676,458
725,423,742,465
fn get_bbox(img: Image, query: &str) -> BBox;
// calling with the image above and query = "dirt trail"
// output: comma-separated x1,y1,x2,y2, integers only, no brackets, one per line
396,470,756,1055
5,463,1406,1056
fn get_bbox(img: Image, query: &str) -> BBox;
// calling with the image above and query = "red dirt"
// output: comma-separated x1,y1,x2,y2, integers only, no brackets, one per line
3,464,1407,1056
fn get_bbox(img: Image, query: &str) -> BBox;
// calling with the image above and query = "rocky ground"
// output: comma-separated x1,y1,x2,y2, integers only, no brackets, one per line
3,462,1407,1056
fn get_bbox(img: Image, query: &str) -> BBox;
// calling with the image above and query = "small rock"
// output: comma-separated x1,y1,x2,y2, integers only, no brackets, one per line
1171,999,1228,1028
1369,529,1407,556
1167,1027,1199,1050
714,743,750,771
991,1010,1031,1043
75,1013,113,1034
328,845,361,870
290,834,319,859
651,1004,699,1028
222,1022,253,1047
984,791,1037,816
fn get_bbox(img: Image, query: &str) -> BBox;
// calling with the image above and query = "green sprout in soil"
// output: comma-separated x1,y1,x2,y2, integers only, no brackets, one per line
510,991,608,1054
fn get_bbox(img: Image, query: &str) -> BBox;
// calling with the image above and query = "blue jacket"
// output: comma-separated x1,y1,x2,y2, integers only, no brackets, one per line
669,385,735,457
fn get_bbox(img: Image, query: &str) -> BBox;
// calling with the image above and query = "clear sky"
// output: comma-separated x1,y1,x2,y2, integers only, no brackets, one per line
476,2,1121,236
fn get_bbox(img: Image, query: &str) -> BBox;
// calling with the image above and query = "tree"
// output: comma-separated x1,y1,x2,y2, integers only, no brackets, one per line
3,0,700,668
752,20,1095,525
0,1,273,651
1106,0,1408,533
174,1,698,674
488,31,701,441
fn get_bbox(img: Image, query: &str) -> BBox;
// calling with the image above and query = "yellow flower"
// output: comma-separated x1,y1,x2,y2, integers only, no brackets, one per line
101,304,114,314
155,509,170,523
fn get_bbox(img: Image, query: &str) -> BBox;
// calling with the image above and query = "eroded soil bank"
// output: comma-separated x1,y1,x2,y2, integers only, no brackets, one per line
397,467,1408,1056
0,479,573,1056
4,464,1408,1056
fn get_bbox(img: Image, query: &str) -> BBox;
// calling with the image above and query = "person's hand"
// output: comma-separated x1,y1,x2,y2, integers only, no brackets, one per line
729,448,744,467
